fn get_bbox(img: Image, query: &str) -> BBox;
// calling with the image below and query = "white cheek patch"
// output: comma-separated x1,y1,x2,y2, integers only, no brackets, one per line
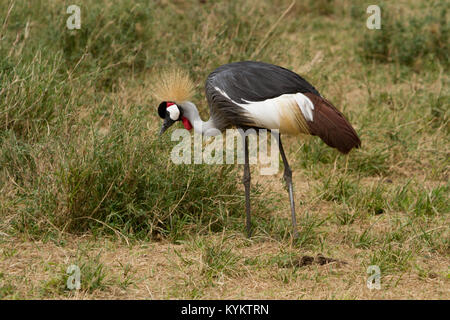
167,104,180,120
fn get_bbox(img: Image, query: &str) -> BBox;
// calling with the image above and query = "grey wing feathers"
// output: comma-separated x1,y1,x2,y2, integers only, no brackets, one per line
205,61,321,104
205,79,254,130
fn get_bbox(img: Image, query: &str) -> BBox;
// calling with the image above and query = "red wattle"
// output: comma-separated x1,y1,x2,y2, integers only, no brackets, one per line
182,117,193,130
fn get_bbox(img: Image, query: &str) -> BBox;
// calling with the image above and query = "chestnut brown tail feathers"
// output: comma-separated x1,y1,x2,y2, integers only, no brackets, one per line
304,93,361,154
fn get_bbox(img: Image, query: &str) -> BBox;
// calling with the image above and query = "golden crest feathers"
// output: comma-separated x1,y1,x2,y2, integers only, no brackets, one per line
151,68,195,103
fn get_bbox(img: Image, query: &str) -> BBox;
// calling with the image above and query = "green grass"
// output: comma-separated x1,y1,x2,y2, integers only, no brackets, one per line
201,241,241,280
1,0,282,242
359,1,449,69
0,272,17,299
38,243,113,296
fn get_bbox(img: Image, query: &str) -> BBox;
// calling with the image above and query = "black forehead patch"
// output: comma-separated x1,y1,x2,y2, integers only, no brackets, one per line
158,102,167,118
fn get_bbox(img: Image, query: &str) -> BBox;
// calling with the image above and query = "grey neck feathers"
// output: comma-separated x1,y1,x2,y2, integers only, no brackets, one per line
180,101,221,136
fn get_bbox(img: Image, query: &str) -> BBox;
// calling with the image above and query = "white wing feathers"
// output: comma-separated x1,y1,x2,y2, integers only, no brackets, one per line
214,87,314,134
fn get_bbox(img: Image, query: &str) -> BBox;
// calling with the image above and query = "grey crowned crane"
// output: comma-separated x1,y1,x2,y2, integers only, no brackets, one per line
156,61,361,238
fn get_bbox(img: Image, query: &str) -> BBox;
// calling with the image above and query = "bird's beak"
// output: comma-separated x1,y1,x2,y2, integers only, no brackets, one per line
159,116,176,136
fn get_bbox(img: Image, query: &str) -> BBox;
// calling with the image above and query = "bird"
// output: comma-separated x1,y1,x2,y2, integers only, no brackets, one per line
155,61,361,239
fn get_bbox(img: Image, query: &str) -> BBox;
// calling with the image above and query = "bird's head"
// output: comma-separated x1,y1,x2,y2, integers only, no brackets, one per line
158,101,193,135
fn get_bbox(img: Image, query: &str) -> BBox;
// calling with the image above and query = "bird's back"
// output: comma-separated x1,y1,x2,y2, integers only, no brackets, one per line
206,61,320,102
205,61,361,154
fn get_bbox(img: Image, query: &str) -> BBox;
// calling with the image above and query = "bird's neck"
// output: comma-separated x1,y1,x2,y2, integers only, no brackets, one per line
181,101,220,136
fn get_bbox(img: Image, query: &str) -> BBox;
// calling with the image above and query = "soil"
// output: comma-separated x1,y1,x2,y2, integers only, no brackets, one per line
295,254,348,267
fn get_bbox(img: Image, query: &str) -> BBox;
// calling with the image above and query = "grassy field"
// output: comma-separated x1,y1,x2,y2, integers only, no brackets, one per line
0,0,448,299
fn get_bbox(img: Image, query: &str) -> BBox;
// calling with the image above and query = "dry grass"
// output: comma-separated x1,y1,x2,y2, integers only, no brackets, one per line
0,234,448,299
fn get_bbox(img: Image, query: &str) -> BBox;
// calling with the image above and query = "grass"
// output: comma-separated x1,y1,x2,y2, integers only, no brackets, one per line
359,1,449,69
0,0,449,299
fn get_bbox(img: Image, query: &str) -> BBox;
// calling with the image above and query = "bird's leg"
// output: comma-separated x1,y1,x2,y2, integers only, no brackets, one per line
277,136,299,239
243,135,252,238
